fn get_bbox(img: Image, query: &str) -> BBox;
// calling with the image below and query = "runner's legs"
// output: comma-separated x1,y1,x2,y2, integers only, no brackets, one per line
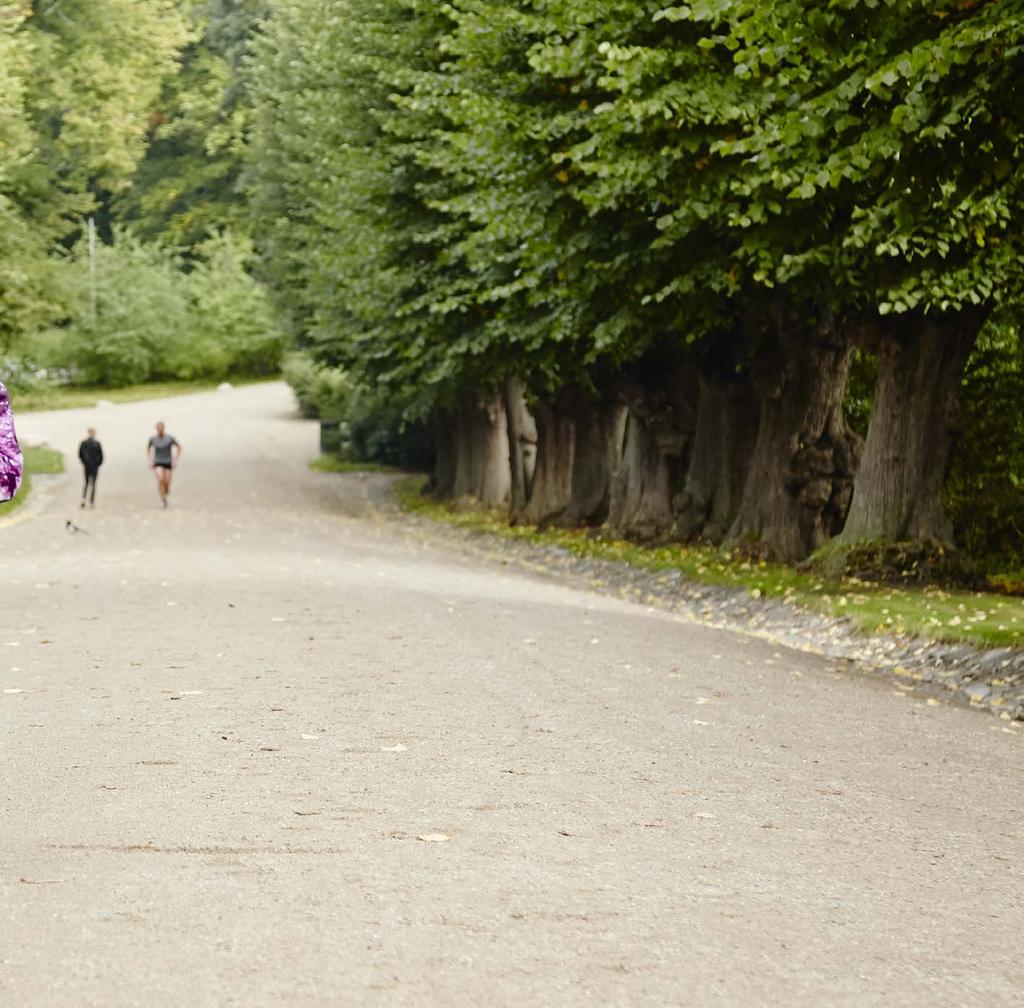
153,465,172,504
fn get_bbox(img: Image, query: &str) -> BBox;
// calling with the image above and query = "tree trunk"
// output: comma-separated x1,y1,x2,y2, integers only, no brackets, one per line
429,411,457,498
724,315,860,562
675,375,758,544
503,377,537,514
451,393,511,507
564,398,626,527
608,410,679,540
607,370,696,541
517,397,574,526
838,310,987,547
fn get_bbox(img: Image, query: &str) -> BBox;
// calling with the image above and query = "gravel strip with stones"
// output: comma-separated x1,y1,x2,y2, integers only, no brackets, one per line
391,505,1024,723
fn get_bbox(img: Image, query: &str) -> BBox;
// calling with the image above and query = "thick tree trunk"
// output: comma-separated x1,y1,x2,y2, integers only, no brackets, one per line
838,310,986,547
675,376,758,544
429,411,457,498
607,367,696,542
451,393,511,507
503,377,537,514
724,315,860,562
564,398,626,528
517,397,575,526
608,411,679,540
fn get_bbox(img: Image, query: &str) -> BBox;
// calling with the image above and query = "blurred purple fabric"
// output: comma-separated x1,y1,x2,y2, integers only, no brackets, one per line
0,381,23,502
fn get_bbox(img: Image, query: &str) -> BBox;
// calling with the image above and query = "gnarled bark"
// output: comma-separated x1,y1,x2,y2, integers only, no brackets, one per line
451,393,511,507
564,398,626,528
608,411,678,540
608,362,698,542
503,377,537,515
838,309,987,547
517,396,574,526
674,375,758,544
724,312,861,562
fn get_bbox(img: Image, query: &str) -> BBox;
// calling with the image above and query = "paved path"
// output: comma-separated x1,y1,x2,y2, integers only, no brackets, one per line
1,383,1021,1007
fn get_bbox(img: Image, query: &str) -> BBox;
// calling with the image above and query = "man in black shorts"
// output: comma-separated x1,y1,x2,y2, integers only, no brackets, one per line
78,427,103,508
147,421,181,508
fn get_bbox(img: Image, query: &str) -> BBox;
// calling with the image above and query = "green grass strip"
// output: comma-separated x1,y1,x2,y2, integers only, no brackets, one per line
0,445,65,518
309,455,400,474
396,478,1024,651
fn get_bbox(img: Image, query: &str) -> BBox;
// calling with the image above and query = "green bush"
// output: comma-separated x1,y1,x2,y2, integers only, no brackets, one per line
19,227,282,386
178,231,283,378
282,351,432,469
947,320,1024,574
282,352,352,420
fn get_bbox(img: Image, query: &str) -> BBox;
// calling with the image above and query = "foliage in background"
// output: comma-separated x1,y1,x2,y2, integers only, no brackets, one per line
1,0,283,386
20,229,280,387
282,353,432,470
948,319,1024,575
114,0,270,252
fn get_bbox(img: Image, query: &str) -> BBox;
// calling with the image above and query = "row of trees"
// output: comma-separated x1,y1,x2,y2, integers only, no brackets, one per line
0,1,280,386
248,0,1024,570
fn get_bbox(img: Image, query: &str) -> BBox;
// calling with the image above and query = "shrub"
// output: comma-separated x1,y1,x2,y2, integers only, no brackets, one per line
20,227,283,386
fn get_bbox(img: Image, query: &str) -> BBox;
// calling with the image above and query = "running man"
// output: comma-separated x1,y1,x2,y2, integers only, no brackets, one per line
147,421,181,508
78,428,103,508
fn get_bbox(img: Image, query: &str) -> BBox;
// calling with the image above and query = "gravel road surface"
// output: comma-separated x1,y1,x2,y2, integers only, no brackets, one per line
2,382,1021,1007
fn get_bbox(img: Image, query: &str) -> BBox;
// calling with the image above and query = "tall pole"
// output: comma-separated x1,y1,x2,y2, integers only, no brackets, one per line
87,216,97,325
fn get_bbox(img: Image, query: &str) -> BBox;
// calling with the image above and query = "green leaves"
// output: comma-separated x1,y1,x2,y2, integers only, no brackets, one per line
240,0,1024,426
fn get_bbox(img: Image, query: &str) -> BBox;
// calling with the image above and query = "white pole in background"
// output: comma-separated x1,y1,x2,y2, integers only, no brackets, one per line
87,216,97,325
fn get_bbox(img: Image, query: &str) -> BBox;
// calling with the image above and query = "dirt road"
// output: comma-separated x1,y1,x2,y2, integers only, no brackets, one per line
1,382,1021,1007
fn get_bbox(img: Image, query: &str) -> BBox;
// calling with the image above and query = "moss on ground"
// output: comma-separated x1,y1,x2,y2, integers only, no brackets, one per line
396,478,1024,651
309,456,399,474
0,445,65,518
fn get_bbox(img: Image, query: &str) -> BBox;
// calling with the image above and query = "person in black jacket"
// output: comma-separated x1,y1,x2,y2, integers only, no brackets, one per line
78,428,103,508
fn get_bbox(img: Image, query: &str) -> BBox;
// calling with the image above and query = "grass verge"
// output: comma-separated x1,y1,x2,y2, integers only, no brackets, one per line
9,376,278,413
396,477,1024,651
309,455,400,474
0,445,65,518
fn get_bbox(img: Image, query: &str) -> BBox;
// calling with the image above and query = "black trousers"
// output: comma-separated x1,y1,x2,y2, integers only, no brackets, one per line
82,467,98,503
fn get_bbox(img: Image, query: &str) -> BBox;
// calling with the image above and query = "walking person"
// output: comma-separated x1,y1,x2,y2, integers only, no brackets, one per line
0,380,23,502
78,428,103,508
147,421,181,508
